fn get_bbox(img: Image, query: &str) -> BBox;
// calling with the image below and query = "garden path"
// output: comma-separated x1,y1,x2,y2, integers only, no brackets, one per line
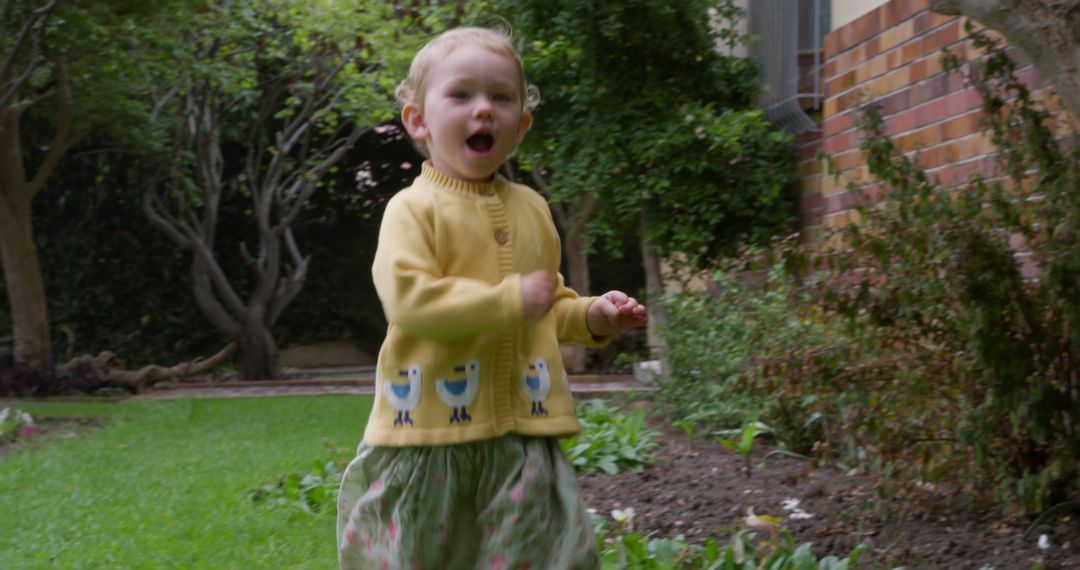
125,367,651,401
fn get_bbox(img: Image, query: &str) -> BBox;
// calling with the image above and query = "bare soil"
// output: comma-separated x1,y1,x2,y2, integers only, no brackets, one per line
578,426,1080,569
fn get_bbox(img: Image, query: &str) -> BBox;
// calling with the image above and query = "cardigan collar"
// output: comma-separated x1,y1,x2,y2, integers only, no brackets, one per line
420,161,507,197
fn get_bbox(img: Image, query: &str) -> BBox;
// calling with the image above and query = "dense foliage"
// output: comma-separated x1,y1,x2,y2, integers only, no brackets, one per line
1,1,654,373
1,3,439,368
658,31,1080,515
477,0,797,270
1,0,186,370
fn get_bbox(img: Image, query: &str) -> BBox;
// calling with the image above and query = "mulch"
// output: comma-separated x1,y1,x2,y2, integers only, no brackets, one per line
578,425,1080,569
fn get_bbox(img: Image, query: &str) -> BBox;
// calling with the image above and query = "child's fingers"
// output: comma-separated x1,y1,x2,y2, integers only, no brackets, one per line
616,302,647,327
602,290,630,307
614,297,641,315
590,294,648,334
600,299,620,320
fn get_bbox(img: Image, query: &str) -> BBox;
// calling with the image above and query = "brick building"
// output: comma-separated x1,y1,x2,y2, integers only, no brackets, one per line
751,0,1053,247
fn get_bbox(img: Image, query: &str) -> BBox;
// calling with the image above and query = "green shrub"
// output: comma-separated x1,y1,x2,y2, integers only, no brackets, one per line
657,252,835,454
811,27,1080,513
561,399,660,475
657,28,1080,515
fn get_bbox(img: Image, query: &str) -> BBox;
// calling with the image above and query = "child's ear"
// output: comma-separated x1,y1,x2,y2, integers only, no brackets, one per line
401,102,429,141
515,110,533,142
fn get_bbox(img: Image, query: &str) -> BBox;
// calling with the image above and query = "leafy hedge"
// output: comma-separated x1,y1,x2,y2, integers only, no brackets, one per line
657,31,1080,515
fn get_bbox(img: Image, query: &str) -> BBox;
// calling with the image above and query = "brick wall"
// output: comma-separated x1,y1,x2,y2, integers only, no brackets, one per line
798,0,1050,241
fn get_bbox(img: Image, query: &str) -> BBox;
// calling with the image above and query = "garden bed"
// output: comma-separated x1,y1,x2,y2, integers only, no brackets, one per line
0,415,104,461
578,425,1080,569
5,397,1078,568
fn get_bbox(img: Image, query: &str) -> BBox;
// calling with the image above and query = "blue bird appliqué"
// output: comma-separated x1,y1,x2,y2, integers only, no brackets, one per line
522,358,552,416
383,363,421,426
435,359,480,424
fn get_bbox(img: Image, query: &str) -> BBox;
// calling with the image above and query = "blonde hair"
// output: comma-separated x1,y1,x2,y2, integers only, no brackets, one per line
395,26,541,113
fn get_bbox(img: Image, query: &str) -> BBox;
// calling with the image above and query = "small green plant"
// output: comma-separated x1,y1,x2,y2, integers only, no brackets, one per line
716,418,768,478
561,399,660,475
0,407,35,441
671,418,696,437
249,460,344,516
593,506,872,569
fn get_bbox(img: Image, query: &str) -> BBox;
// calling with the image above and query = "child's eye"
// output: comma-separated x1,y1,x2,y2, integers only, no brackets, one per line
450,91,470,100
492,93,513,102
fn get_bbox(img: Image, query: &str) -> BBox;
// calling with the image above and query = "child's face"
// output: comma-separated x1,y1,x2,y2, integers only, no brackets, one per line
402,45,532,182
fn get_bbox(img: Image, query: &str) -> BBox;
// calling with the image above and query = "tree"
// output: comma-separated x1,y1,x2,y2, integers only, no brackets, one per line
1,0,174,371
143,0,434,379
531,168,594,372
481,0,797,369
931,0,1080,121
504,161,595,372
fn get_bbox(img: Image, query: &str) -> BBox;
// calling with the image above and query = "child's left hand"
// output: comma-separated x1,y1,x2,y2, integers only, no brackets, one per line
587,290,648,337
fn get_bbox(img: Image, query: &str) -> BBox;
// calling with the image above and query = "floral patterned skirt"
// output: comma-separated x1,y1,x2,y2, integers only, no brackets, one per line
337,435,599,570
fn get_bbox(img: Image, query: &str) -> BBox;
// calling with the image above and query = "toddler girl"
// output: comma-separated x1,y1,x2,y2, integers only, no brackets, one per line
337,26,647,569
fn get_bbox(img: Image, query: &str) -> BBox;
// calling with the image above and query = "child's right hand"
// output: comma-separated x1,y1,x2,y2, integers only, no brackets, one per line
521,270,555,320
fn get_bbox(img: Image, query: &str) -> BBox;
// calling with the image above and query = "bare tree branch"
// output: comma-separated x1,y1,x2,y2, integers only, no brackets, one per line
277,126,364,230
280,225,299,263
145,76,250,322
0,0,60,109
144,14,379,379
143,191,193,247
930,0,1080,119
60,342,238,390
191,258,243,338
25,53,72,197
189,238,247,318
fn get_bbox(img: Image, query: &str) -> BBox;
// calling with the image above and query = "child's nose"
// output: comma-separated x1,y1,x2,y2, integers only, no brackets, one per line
473,97,493,117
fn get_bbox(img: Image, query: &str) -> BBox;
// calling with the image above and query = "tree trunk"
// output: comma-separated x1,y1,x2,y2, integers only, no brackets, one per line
562,220,591,372
236,320,278,380
0,109,51,370
931,0,1080,120
564,213,592,295
0,197,50,370
639,211,671,378
184,242,285,380
531,169,595,373
561,198,594,372
0,58,72,373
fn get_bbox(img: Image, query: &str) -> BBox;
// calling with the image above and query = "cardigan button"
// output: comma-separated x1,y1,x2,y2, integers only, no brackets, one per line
494,229,509,245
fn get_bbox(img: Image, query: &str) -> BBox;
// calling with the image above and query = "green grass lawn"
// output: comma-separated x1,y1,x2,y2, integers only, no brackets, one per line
0,395,372,569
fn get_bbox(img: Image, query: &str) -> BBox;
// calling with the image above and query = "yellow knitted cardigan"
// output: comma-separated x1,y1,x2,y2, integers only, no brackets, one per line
362,162,606,446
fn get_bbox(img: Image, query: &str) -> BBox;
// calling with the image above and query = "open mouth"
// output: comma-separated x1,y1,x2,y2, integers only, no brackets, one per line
466,133,494,152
